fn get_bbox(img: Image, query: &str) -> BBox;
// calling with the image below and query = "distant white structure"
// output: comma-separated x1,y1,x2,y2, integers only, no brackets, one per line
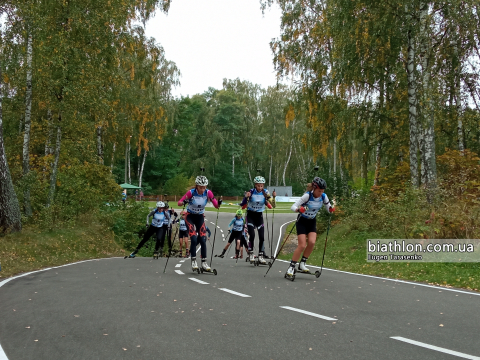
266,186,292,197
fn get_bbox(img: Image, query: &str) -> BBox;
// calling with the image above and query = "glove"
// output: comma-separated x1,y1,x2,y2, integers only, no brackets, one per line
298,206,306,214
183,200,188,206
228,230,231,234
329,207,335,213
145,224,149,228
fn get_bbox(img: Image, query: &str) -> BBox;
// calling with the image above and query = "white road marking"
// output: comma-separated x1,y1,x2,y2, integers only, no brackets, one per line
220,229,223,232
218,288,251,298
175,270,184,275
175,264,182,268
280,306,337,321
179,260,185,263
189,278,209,285
391,337,480,359
0,344,7,360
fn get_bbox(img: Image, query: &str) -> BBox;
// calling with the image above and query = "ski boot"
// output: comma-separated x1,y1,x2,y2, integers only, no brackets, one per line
284,265,296,281
191,258,200,273
153,251,159,259
255,253,270,266
248,251,256,265
124,250,137,259
185,250,190,258
297,260,321,278
215,249,226,258
200,259,217,275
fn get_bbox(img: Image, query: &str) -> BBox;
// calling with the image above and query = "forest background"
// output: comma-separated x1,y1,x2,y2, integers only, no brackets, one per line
0,0,479,288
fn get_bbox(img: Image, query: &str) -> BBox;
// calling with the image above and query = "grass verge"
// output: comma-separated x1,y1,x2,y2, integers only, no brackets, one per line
0,215,126,279
278,221,480,292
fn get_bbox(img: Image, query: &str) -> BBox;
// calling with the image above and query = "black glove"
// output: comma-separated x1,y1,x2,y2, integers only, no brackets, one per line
145,224,149,229
183,200,188,206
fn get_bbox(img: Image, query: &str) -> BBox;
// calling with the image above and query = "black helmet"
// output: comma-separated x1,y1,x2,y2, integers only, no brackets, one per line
312,177,327,189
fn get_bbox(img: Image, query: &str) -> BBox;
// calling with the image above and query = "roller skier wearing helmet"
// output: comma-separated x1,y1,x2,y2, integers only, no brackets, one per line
240,176,276,265
125,201,167,259
177,175,221,272
285,177,334,277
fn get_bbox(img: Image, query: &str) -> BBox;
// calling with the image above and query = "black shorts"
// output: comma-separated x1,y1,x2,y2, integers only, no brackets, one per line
246,210,264,229
228,230,242,244
296,216,317,235
179,230,188,238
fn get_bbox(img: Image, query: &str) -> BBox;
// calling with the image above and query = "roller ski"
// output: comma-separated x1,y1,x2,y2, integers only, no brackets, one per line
254,253,271,267
153,251,159,260
199,259,217,275
124,250,137,259
296,260,321,278
191,258,200,273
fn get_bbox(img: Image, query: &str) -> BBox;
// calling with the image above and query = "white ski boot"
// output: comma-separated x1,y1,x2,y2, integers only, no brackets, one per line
298,261,310,273
191,258,199,271
285,265,296,281
257,254,267,265
201,260,211,271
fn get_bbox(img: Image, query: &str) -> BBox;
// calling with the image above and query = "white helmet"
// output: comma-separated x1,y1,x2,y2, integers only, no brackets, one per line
253,176,265,184
156,201,165,208
195,175,208,186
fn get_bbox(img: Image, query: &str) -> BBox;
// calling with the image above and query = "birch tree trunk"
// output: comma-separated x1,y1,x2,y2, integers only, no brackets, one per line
96,125,104,164
124,142,128,184
139,151,147,188
46,113,62,208
419,2,437,190
407,23,419,187
282,141,293,186
0,64,22,233
269,155,272,187
22,33,33,217
333,137,337,191
128,142,131,184
110,142,116,173
453,36,464,152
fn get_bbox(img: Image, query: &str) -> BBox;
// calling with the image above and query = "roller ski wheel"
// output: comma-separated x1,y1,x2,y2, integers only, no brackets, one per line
284,272,295,281
315,271,321,278
153,251,159,260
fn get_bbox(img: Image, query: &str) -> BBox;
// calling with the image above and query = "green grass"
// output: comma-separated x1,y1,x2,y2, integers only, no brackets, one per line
278,221,480,292
0,215,126,279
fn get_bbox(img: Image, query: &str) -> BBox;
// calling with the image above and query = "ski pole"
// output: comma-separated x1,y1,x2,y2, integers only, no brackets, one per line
163,204,186,273
264,216,299,277
318,214,332,278
209,196,222,267
265,209,271,258
271,207,275,259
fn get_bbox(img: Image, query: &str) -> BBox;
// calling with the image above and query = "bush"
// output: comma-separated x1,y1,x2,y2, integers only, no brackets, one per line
100,200,151,251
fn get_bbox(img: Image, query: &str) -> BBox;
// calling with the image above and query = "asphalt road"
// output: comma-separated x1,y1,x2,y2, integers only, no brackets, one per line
1,211,479,360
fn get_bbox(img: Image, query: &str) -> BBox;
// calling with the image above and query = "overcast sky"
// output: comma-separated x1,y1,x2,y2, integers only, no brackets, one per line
144,0,283,98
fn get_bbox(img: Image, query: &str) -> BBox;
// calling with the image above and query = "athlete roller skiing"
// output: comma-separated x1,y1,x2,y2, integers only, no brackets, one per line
217,209,247,259
285,177,334,278
125,202,167,259
177,175,222,272
175,211,189,258
240,176,276,265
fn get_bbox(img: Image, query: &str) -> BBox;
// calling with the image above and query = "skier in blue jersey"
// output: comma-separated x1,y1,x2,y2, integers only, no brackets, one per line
286,177,335,276
125,202,167,258
240,176,276,265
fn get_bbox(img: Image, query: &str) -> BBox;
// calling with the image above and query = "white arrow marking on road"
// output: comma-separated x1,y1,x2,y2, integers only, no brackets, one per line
175,270,184,275
180,260,185,263
218,288,251,298
175,264,182,268
391,337,480,359
280,306,337,321
189,278,209,285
